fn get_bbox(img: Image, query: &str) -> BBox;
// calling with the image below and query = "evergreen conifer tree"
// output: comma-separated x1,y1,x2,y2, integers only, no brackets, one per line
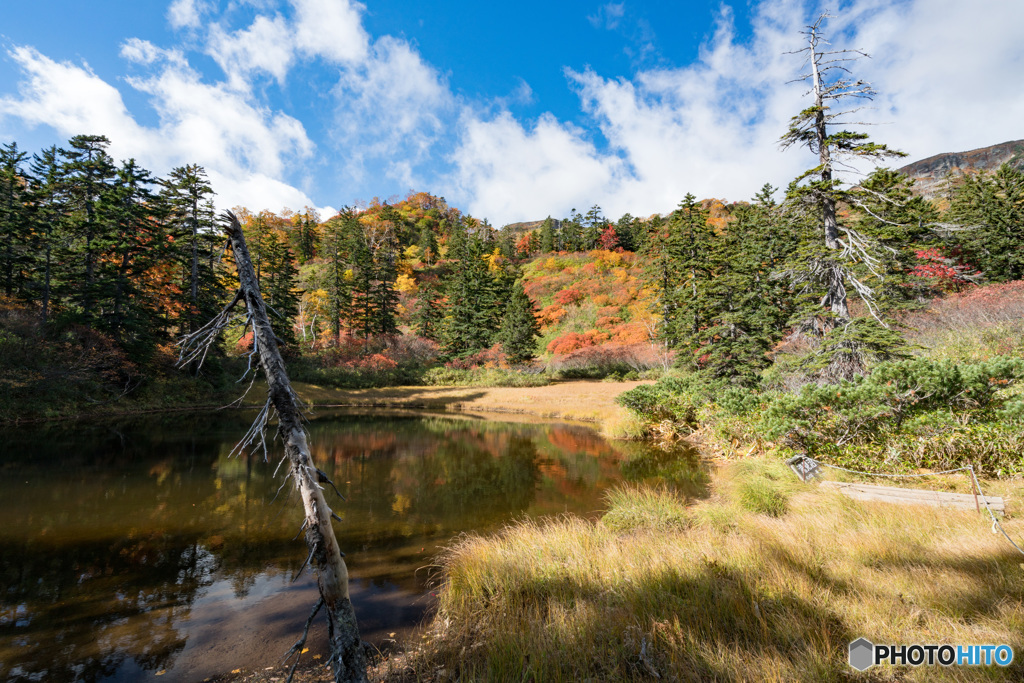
498,279,539,364
947,164,1024,282
0,142,30,299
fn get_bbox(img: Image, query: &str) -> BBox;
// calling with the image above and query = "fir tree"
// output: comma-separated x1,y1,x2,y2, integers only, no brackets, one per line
411,274,443,341
946,164,1024,282
162,164,218,334
698,185,798,382
0,142,30,299
539,217,555,253
27,146,65,324
60,134,117,325
498,279,540,364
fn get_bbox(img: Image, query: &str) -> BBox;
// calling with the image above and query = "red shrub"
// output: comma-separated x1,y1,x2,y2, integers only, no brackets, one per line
537,304,567,329
554,287,584,306
546,330,610,355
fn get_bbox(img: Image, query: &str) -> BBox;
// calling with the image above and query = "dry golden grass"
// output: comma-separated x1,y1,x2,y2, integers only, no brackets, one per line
394,458,1024,682
262,379,649,435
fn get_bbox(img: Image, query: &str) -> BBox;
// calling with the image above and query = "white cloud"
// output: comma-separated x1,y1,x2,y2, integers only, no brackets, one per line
0,47,157,160
207,14,295,89
0,44,324,214
291,0,369,64
588,3,626,31
451,111,623,221
331,35,452,186
448,0,1024,223
168,0,211,30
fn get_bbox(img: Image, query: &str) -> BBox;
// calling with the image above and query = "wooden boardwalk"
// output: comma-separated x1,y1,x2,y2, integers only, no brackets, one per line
822,480,1005,515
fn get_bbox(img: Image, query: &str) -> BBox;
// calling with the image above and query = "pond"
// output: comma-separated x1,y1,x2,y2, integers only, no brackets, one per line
0,409,707,682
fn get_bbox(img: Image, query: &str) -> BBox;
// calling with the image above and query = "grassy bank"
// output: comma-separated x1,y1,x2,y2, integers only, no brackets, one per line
393,458,1024,681
282,379,649,434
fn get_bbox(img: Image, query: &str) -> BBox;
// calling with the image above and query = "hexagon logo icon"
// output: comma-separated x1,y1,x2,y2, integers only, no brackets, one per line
849,638,875,671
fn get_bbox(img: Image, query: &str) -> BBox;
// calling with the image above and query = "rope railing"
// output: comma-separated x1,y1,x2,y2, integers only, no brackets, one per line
788,455,1024,559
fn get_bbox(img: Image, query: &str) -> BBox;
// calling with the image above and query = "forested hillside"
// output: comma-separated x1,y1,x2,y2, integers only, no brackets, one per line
1,125,1022,424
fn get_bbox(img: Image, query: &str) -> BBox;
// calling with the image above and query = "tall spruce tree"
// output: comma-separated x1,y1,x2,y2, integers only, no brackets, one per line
0,142,30,299
946,164,1024,282
27,146,66,324
498,279,540,364
99,159,166,356
162,164,219,334
60,134,117,325
699,185,798,382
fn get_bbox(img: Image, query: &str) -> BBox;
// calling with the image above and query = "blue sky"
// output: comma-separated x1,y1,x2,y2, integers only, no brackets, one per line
2,0,1022,223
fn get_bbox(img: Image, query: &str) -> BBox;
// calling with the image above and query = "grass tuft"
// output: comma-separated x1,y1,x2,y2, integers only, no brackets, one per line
602,485,691,531
395,457,1024,682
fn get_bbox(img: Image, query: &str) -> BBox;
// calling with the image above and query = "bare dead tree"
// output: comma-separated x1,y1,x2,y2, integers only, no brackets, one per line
178,210,367,683
781,12,906,323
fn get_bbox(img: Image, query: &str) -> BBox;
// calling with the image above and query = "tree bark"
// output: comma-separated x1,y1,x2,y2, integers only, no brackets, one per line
223,211,367,683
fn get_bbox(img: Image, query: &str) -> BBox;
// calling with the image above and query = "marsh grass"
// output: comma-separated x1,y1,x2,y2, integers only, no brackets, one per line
398,458,1024,682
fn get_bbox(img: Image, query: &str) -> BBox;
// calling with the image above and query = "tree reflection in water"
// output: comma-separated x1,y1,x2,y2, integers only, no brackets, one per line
0,411,706,682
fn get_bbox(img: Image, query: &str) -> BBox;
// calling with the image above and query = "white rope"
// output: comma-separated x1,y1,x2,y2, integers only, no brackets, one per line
804,457,1024,558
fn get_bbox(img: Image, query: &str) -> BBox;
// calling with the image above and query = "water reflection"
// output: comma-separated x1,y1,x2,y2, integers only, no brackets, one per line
0,411,706,682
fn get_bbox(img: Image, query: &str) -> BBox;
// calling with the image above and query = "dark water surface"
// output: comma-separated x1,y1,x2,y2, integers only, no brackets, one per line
0,410,706,682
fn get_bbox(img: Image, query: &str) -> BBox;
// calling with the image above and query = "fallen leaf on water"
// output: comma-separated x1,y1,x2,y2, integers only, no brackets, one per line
155,671,166,676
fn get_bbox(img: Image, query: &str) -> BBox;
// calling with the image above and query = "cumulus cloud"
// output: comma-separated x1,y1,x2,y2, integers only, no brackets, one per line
451,111,622,220
332,35,452,181
449,0,1024,223
291,0,369,64
0,43,322,214
207,14,296,89
167,0,211,30
3,0,1022,225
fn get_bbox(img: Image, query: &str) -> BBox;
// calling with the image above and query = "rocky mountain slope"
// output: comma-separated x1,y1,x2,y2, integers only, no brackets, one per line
898,139,1024,197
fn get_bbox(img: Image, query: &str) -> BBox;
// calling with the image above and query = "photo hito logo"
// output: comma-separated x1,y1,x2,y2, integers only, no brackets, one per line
849,638,1014,671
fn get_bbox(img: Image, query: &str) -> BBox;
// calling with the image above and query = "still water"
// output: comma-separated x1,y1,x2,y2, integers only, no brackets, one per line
0,410,706,682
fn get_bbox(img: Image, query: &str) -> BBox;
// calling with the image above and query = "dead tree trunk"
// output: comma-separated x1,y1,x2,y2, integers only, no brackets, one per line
179,210,366,683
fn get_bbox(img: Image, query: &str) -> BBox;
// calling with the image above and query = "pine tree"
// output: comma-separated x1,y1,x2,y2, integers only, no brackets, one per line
498,279,539,364
848,167,937,307
698,185,798,382
583,205,604,250
411,274,443,341
99,159,166,356
654,193,713,357
439,221,504,356
263,230,300,346
290,207,321,265
319,209,358,343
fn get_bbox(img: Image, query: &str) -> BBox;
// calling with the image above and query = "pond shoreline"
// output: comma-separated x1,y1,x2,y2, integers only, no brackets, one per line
2,379,649,434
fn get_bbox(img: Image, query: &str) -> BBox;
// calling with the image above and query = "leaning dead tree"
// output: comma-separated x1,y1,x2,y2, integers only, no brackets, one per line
178,210,367,683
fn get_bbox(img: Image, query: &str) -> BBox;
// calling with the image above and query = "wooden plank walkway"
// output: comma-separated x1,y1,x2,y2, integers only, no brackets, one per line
821,481,1005,515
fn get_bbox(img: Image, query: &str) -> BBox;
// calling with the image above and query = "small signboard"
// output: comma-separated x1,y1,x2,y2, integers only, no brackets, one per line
786,454,821,482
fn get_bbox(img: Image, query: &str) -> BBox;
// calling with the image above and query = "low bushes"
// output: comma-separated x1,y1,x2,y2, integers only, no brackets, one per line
616,357,1024,475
